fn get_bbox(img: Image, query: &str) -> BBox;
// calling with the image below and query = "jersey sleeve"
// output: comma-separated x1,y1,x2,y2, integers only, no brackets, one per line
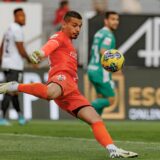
100,37,112,50
13,28,24,42
41,34,62,56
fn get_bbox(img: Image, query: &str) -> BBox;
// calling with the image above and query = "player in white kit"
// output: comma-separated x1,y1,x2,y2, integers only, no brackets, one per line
0,8,30,125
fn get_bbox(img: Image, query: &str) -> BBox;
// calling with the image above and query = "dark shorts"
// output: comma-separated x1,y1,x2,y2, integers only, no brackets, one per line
3,69,23,83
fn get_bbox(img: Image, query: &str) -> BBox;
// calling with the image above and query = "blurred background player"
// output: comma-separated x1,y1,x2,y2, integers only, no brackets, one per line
0,8,30,125
87,11,119,115
2,0,27,2
92,0,108,15
121,0,142,14
53,0,70,31
0,11,138,158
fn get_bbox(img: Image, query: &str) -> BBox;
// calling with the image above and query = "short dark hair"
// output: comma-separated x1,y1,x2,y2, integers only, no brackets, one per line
105,11,118,19
60,0,68,7
13,8,23,15
64,11,82,22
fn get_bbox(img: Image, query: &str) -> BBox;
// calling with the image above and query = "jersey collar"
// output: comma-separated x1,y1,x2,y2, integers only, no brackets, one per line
103,26,110,31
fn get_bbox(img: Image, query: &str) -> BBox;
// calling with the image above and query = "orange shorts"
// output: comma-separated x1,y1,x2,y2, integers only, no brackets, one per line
47,72,91,115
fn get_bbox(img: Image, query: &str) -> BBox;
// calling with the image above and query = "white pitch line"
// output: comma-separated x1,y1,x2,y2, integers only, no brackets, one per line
0,133,160,146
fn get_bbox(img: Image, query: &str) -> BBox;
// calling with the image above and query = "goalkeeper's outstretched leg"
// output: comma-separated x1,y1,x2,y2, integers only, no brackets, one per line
0,81,138,159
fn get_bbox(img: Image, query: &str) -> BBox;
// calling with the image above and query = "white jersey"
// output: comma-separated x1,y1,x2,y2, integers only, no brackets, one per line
1,22,24,71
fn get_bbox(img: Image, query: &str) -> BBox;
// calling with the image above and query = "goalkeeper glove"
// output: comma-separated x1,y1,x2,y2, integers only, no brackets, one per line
29,50,44,64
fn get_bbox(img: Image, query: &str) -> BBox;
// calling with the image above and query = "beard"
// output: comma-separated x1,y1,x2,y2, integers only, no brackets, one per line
72,34,79,39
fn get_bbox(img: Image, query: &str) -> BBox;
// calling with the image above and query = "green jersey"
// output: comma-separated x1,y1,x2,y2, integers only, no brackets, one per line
88,27,116,83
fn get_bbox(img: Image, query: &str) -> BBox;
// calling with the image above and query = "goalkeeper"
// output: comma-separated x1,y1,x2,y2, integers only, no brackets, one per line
0,11,137,158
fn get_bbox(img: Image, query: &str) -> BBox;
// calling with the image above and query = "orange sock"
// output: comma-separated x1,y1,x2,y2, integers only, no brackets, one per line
91,121,113,147
18,83,48,99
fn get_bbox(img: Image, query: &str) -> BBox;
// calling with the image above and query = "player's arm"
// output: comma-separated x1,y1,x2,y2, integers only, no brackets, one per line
100,37,112,55
29,38,60,64
14,28,30,62
0,38,4,64
100,48,107,55
16,42,30,62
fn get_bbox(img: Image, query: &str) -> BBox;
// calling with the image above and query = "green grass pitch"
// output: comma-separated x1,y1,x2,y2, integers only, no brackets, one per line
0,120,159,160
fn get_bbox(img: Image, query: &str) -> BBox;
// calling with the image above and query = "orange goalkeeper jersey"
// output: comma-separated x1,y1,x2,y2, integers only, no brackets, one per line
41,31,78,79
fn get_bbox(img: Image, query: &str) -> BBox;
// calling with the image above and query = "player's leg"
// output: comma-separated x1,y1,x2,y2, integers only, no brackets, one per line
88,78,109,114
8,70,26,125
76,106,138,158
92,81,116,115
11,94,20,113
91,94,111,115
0,71,12,125
0,94,11,125
18,82,62,99
92,96,116,115
1,71,11,118
1,94,11,118
88,69,109,114
0,73,70,99
11,93,26,125
77,106,113,144
0,82,62,100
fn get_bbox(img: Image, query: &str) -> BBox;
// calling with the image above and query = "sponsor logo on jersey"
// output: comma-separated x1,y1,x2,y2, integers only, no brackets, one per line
70,51,77,60
104,37,111,45
57,74,66,81
50,34,58,39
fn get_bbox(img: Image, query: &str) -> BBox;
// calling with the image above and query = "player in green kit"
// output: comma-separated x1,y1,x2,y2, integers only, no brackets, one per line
87,11,119,115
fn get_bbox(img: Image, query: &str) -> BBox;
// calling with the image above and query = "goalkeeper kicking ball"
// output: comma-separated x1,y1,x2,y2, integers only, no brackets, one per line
101,49,125,72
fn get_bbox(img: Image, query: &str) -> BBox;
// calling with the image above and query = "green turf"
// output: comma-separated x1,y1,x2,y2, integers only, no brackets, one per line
0,120,159,160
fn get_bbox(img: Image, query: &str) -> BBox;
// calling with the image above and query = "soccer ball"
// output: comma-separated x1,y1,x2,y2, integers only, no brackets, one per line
101,49,125,72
